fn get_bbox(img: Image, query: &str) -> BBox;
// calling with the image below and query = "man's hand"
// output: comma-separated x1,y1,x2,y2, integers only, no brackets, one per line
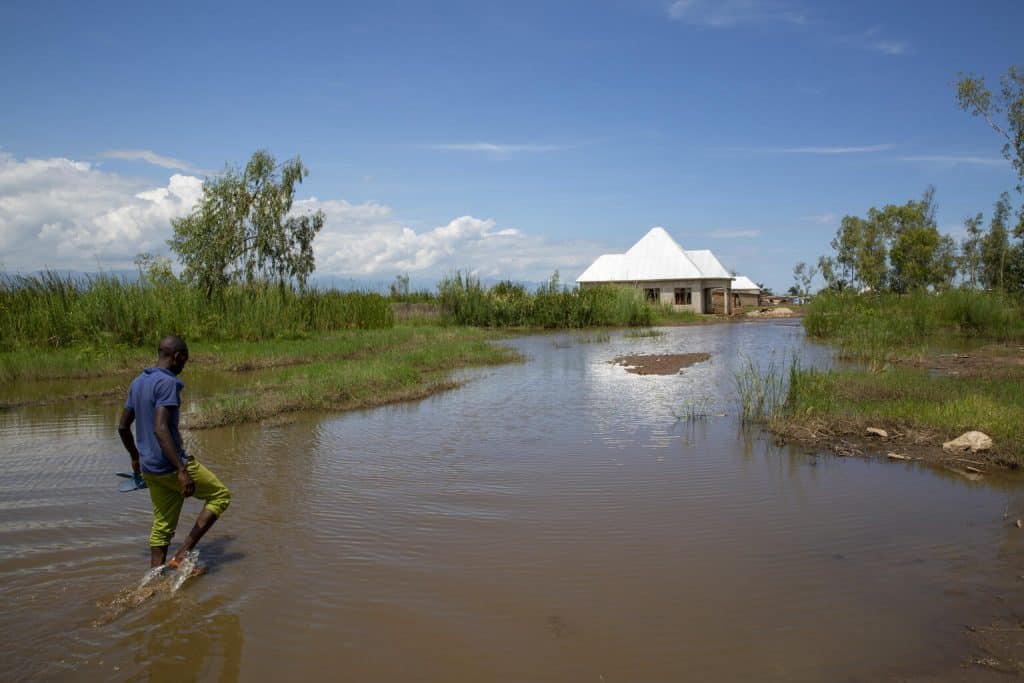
178,469,195,498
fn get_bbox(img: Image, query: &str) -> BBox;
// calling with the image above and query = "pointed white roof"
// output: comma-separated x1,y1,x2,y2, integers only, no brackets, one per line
731,275,760,291
576,227,732,283
685,250,733,279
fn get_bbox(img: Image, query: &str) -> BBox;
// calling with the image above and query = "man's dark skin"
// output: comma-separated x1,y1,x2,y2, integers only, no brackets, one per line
118,336,219,568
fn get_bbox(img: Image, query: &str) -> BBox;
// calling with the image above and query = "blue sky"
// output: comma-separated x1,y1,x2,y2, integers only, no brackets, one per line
1,0,1021,291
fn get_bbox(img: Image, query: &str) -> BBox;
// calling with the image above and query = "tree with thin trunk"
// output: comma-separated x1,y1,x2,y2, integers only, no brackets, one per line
169,150,325,299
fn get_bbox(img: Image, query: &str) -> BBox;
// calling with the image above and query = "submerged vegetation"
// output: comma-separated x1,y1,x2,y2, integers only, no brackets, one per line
734,355,799,424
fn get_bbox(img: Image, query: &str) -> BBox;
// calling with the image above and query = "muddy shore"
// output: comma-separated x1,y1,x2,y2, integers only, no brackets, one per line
773,343,1024,474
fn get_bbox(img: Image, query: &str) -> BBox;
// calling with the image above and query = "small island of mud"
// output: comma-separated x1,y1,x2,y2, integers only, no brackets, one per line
613,353,711,375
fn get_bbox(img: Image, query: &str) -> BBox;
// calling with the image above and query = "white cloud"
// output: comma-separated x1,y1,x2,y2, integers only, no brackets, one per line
301,197,599,280
101,148,209,174
842,28,911,56
782,144,893,154
720,144,893,155
421,142,571,156
0,152,201,270
667,2,910,56
0,151,603,281
708,229,761,238
899,155,1007,167
667,0,807,27
802,213,837,225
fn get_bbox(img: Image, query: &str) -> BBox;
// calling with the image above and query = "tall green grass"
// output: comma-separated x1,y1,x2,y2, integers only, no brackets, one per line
0,272,393,350
437,272,652,328
803,290,1024,358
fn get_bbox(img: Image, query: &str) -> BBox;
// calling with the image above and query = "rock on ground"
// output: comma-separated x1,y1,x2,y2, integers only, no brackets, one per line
942,431,993,453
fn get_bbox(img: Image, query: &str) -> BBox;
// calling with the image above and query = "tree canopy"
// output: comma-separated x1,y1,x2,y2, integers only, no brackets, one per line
169,150,325,298
819,188,956,293
956,65,1024,194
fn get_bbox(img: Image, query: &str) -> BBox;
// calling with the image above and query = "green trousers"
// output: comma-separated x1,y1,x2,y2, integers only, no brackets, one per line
142,459,231,547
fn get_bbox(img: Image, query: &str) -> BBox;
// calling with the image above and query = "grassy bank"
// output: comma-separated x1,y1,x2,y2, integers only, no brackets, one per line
755,290,1024,468
190,326,518,428
1,326,520,426
779,365,1024,466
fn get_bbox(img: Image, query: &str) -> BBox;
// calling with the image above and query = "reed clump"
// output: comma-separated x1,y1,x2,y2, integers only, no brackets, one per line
803,290,1024,359
734,354,800,424
437,272,652,328
0,272,393,350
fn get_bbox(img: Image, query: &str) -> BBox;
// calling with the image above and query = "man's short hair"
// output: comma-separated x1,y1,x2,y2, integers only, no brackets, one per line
158,335,189,358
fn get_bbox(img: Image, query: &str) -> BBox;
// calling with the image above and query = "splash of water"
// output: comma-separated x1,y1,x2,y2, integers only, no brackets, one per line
93,551,204,626
169,550,201,593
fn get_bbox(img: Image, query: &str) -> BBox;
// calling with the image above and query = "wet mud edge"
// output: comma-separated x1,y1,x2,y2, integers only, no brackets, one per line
612,353,711,375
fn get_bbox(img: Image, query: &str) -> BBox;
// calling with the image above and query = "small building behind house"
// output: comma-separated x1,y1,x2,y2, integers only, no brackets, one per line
711,275,762,313
576,227,737,314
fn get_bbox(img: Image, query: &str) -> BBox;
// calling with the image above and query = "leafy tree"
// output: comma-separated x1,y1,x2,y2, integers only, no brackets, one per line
885,187,951,292
817,255,848,291
956,67,1024,292
389,273,410,299
956,66,1024,193
959,213,984,288
980,193,1012,290
825,188,954,292
792,261,817,297
169,150,325,298
134,252,177,286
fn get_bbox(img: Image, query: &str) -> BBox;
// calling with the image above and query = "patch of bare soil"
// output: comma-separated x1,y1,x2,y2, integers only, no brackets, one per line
770,416,1017,474
895,343,1024,378
612,353,711,375
745,306,798,318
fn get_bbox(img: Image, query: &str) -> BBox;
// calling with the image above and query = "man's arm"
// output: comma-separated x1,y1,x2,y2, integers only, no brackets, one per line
117,408,141,475
154,405,194,497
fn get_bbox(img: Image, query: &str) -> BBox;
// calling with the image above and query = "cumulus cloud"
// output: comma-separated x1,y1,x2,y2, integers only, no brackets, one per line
299,197,597,280
0,151,601,281
0,152,202,270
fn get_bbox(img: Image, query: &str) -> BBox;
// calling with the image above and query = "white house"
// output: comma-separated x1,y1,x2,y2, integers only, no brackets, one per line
576,227,736,314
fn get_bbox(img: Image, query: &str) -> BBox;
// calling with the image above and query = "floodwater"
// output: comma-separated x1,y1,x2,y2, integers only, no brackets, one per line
2,321,1024,682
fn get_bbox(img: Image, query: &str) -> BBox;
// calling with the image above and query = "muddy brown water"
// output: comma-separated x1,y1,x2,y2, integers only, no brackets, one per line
2,321,1024,682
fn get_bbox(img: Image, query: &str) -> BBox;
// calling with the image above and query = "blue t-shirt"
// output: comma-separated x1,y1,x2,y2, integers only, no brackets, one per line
125,367,189,474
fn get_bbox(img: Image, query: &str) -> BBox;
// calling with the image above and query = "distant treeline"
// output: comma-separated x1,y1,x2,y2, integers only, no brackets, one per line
0,272,393,350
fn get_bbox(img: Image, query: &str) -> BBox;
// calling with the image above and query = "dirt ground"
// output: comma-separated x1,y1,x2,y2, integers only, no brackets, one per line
895,343,1024,378
771,416,1015,476
612,352,711,375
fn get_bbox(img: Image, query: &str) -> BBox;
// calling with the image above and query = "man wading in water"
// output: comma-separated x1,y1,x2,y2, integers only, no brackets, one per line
118,335,231,569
